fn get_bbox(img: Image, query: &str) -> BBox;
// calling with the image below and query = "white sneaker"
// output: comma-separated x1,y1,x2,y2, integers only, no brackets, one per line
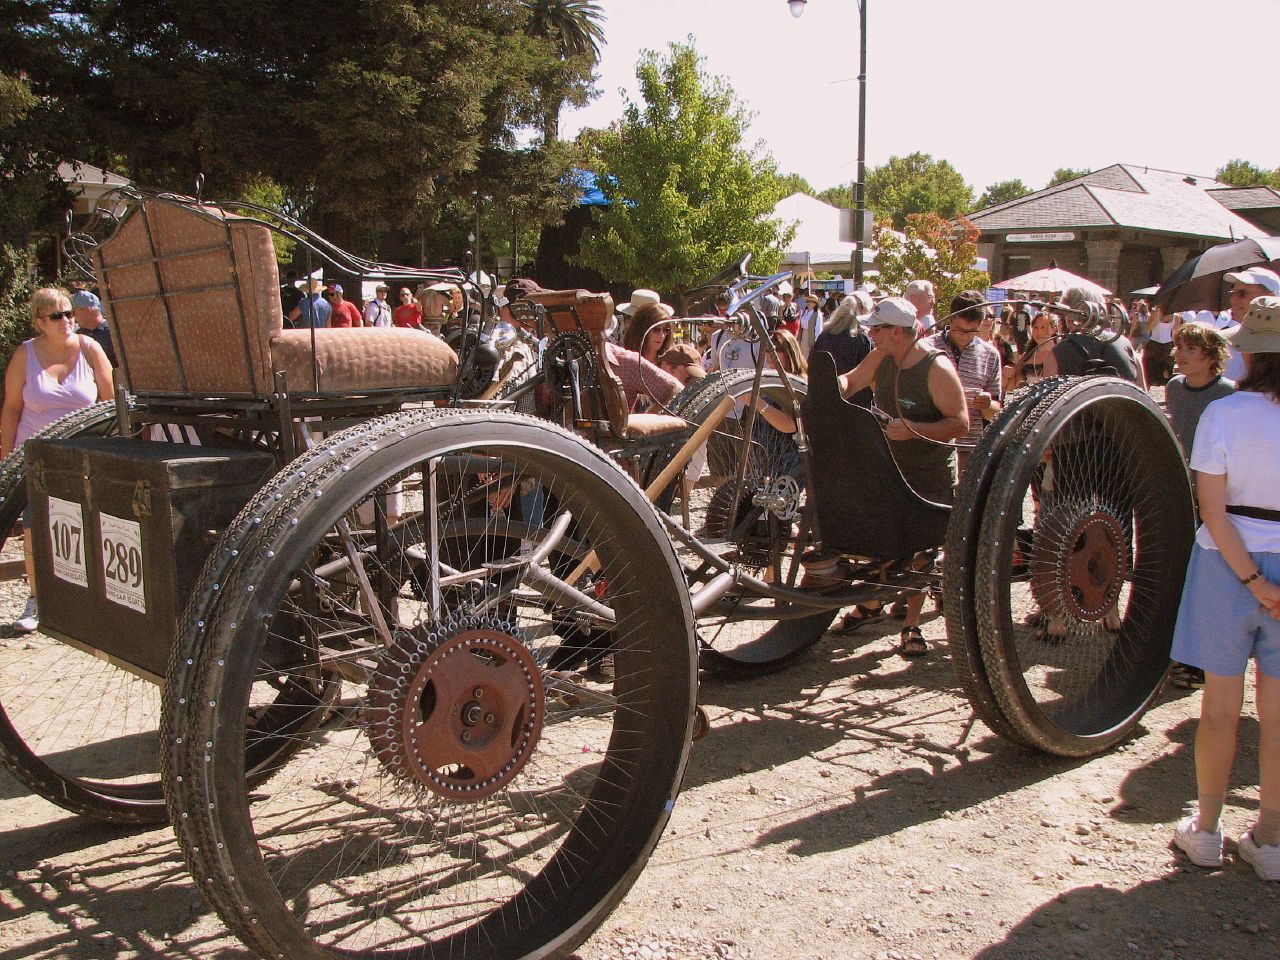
13,596,38,633
1238,831,1280,881
1174,813,1223,867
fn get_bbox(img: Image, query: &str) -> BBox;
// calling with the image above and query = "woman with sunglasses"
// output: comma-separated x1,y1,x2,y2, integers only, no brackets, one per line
1,287,114,632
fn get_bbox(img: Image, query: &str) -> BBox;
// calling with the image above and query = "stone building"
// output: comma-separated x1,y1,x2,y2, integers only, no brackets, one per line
967,165,1272,295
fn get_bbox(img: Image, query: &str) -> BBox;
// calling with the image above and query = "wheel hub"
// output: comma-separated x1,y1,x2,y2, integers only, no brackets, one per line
367,616,545,800
1030,501,1129,622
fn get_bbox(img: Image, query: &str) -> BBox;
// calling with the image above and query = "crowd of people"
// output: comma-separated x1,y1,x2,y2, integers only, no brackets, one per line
6,258,1279,884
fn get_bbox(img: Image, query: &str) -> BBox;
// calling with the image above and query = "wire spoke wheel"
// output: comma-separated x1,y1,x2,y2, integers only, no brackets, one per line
163,409,696,960
944,377,1068,746
652,370,813,674
0,402,180,823
973,379,1194,756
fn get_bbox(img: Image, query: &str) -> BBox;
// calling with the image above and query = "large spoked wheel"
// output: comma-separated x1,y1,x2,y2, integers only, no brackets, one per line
0,402,174,823
944,378,1067,746
652,370,816,675
163,409,697,960
972,378,1194,756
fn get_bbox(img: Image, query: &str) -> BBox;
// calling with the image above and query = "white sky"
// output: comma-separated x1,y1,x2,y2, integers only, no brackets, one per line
561,0,1279,197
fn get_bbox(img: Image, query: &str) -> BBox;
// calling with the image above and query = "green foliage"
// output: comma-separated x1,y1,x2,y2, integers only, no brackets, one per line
2,1,591,259
1215,158,1280,188
977,178,1031,209
865,154,974,230
0,244,37,367
817,183,853,209
239,176,297,267
776,172,815,197
871,213,986,311
1047,167,1090,187
574,41,794,300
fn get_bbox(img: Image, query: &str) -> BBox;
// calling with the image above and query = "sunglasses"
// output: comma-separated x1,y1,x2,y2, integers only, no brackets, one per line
43,310,74,321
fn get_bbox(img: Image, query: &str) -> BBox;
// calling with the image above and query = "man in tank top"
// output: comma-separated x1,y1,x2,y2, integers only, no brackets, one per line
833,296,968,657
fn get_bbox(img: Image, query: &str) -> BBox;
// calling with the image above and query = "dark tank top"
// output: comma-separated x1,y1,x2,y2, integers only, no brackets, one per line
873,348,955,504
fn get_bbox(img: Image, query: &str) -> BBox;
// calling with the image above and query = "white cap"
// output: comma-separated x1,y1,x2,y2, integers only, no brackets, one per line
868,296,918,328
1223,267,1280,295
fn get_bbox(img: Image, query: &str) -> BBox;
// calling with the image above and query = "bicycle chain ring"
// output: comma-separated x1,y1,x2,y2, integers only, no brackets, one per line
1029,499,1129,623
543,331,597,394
366,611,545,801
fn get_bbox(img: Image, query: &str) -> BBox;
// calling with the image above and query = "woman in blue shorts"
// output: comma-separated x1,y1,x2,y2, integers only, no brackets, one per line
1171,295,1280,881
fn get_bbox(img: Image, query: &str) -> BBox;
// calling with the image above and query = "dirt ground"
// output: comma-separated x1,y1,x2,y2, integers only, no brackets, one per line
2,601,1276,960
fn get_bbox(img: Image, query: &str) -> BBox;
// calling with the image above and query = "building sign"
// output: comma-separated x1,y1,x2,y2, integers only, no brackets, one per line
1006,232,1076,243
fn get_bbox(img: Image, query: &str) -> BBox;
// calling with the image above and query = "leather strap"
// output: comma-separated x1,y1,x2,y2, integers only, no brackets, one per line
1227,504,1280,523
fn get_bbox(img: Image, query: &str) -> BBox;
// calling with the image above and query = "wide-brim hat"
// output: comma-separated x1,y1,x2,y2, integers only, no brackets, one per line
617,288,661,315
1228,295,1280,353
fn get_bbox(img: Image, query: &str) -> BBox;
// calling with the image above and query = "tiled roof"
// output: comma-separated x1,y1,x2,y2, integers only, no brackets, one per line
1208,186,1280,211
966,164,1267,241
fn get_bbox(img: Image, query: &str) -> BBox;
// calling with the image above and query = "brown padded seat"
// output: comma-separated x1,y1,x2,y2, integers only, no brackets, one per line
93,199,457,398
621,412,689,439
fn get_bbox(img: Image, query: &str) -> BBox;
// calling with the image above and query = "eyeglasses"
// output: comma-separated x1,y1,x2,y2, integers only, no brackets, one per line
42,310,74,321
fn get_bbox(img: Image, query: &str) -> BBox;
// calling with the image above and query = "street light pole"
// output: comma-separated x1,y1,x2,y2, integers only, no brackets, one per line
789,0,867,287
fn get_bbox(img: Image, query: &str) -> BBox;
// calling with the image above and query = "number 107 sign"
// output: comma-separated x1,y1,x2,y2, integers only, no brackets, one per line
100,512,146,614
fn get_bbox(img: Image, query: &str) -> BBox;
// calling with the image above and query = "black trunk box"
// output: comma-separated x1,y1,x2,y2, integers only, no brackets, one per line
26,437,275,680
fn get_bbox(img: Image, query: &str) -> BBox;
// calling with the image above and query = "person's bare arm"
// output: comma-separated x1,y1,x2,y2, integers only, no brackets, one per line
1197,471,1280,616
1,348,28,458
837,347,887,398
83,337,114,401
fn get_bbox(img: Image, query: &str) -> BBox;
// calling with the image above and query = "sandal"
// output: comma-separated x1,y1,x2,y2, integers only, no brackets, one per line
898,626,927,658
831,603,887,635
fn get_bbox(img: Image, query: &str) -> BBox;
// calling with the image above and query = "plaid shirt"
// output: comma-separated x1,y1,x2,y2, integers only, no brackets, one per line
923,331,1003,449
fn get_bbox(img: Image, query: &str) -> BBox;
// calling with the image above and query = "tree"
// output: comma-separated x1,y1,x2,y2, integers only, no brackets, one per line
776,172,815,197
1215,159,1280,188
1047,167,1090,187
2,1,590,257
522,0,605,144
863,153,974,229
574,41,794,301
977,178,1031,209
871,212,987,311
817,183,854,209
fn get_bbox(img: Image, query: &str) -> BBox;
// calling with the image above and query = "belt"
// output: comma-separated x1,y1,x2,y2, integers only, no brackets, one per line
1227,504,1280,523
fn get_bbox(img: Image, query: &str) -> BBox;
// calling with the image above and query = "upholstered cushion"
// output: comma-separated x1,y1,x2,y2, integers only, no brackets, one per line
527,289,615,333
621,413,689,439
270,328,458,394
93,200,282,396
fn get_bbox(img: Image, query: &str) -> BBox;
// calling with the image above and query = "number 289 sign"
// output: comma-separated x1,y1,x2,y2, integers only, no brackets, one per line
99,512,146,613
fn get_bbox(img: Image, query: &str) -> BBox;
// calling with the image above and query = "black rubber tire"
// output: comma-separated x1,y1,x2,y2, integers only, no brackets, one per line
163,408,697,960
943,378,1068,746
651,370,815,675
972,378,1194,756
0,401,175,824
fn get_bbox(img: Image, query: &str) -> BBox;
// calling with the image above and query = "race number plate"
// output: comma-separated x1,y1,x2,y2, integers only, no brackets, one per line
100,512,146,613
47,496,88,588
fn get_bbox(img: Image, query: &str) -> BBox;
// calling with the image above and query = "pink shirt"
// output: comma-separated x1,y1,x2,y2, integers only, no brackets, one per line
15,336,98,448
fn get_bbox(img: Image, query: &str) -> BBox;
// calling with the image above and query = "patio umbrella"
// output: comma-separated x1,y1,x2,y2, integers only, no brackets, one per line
1153,236,1280,313
1129,285,1160,298
992,263,1111,297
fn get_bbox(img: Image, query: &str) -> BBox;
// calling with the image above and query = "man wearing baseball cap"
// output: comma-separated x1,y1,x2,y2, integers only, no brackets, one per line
1220,268,1280,381
71,290,115,365
363,283,392,327
324,284,361,328
833,295,968,657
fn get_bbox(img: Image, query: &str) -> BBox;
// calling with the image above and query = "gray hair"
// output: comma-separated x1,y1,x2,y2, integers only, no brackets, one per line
903,279,935,298
822,290,873,336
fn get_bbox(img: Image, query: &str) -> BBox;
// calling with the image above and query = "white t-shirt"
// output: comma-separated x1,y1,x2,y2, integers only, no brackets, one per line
1190,390,1280,552
712,329,761,371
1149,318,1175,344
